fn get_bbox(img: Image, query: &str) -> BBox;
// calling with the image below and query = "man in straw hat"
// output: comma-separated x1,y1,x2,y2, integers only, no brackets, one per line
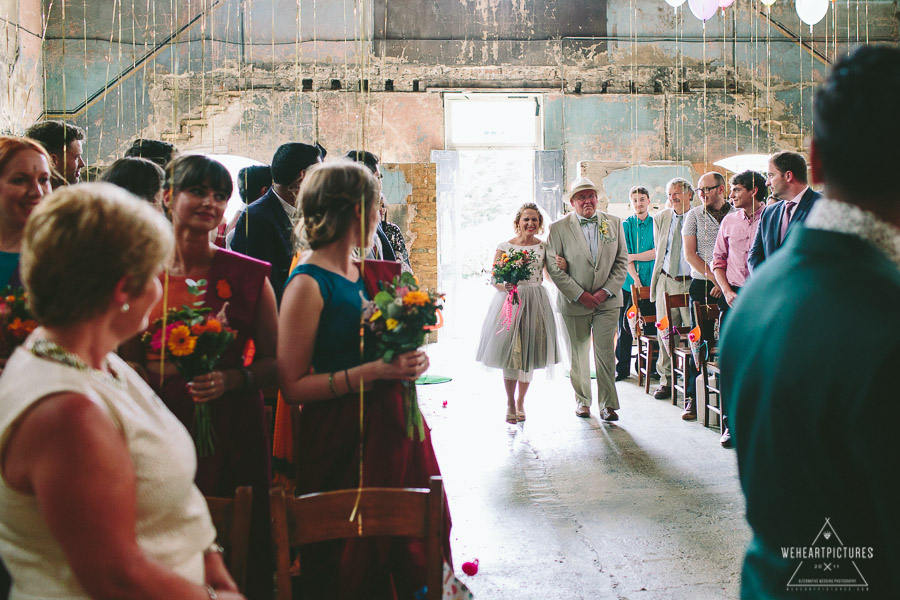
547,177,628,421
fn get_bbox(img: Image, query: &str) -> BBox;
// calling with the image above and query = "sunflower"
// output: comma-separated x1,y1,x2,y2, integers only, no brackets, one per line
402,290,430,307
168,325,197,357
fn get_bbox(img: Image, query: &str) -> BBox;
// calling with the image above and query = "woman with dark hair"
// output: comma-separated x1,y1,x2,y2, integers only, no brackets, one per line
476,202,561,423
278,160,450,597
123,154,278,599
101,156,166,210
379,196,412,271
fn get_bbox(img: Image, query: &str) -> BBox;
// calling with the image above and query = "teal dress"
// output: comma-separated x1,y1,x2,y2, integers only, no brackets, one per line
286,261,450,599
289,263,368,373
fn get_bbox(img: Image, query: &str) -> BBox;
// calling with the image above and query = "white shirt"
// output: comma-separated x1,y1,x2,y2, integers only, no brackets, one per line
272,188,296,220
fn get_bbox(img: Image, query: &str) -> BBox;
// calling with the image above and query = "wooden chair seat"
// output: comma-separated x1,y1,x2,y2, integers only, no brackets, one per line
205,486,253,593
270,476,445,600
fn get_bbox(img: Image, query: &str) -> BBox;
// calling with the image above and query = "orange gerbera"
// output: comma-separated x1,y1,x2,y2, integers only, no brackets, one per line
167,325,197,357
402,290,430,307
216,279,232,300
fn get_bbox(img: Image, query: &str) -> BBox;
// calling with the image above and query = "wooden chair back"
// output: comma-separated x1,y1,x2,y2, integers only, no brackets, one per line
205,486,253,593
693,302,720,346
631,285,658,392
693,302,724,429
270,476,445,600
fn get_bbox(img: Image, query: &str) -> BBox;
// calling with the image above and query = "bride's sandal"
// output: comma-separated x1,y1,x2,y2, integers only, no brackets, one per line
516,411,526,422
506,408,518,424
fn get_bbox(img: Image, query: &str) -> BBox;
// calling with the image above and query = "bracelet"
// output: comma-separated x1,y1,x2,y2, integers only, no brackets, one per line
328,372,338,397
343,368,352,392
205,584,218,599
204,542,225,556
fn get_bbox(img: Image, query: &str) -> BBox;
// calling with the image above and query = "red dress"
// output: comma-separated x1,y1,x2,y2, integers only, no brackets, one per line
290,260,452,599
145,249,273,600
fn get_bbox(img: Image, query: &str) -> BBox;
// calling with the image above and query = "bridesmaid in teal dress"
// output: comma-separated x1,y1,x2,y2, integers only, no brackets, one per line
278,161,451,598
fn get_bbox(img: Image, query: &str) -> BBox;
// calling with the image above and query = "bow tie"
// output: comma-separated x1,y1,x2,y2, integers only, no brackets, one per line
579,216,598,226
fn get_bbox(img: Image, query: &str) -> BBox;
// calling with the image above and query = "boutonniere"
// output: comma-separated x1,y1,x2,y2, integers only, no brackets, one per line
598,217,616,243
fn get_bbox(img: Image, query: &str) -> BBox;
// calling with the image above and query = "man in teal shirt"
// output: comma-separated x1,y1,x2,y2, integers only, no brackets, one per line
615,186,656,380
722,46,900,597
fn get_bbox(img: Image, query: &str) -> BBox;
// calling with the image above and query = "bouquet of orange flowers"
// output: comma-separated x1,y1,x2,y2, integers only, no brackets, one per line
363,271,444,441
490,248,535,305
0,286,38,360
142,278,236,456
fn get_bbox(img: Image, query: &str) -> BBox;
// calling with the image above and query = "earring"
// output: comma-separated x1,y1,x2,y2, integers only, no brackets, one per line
121,302,130,313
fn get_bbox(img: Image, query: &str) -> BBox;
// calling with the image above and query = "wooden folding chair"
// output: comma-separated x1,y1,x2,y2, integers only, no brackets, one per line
693,302,724,431
205,486,253,593
631,285,659,394
270,476,445,600
664,292,693,407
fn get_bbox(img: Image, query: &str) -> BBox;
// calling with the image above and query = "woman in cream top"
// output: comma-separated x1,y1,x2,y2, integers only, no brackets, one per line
0,184,244,600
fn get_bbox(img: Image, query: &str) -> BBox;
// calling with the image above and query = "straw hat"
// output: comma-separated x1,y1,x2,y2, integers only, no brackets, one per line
566,176,599,202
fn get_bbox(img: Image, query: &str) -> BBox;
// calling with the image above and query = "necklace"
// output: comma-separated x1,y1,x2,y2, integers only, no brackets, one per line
29,339,127,390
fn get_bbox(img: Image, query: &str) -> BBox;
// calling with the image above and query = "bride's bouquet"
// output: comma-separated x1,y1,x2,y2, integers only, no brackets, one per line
362,271,444,441
490,249,535,305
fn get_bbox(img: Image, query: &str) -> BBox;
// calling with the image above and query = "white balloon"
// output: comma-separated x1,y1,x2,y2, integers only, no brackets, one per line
665,0,687,7
796,0,829,26
688,0,719,20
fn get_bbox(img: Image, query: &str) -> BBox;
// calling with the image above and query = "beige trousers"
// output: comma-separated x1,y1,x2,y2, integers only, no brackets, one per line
562,307,620,410
654,276,691,386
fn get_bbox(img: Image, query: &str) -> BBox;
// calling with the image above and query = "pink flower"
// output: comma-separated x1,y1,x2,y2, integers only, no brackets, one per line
395,286,409,298
150,323,177,351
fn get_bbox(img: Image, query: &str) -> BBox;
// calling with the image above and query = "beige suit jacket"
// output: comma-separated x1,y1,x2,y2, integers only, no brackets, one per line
546,211,628,316
649,207,676,300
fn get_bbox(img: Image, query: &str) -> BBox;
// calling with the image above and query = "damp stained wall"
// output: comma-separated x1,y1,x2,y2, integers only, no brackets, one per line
0,0,44,134
33,0,899,176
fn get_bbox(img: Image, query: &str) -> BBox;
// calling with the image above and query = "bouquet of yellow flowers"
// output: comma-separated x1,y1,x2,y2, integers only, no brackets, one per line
490,248,535,305
0,286,38,360
142,278,236,456
363,271,444,441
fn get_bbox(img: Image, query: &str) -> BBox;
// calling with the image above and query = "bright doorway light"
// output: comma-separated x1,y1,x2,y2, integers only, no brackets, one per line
206,154,266,223
445,93,542,149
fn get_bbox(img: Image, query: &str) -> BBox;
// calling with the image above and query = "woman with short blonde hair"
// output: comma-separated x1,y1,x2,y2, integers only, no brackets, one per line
0,183,244,599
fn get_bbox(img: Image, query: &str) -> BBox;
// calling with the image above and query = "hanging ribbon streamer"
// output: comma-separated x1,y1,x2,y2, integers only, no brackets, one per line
495,286,521,335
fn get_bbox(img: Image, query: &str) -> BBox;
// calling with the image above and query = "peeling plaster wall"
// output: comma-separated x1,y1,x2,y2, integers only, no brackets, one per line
39,0,899,174
1,0,43,133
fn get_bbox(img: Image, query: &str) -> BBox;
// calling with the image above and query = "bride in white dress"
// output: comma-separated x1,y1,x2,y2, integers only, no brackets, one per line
475,203,562,424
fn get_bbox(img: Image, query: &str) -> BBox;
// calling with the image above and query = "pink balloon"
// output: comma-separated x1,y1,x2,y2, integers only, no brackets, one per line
689,0,719,21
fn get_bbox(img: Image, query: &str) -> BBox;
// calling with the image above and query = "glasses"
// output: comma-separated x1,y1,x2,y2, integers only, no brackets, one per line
698,185,722,195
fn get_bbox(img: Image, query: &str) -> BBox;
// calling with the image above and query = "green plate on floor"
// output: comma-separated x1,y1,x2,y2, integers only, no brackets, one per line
416,375,452,385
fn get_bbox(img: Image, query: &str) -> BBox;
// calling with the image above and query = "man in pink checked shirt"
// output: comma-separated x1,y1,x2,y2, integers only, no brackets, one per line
712,170,767,319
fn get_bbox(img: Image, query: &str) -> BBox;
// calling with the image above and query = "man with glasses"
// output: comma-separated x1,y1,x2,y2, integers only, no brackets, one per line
747,151,821,272
648,178,694,403
547,177,627,422
679,172,732,420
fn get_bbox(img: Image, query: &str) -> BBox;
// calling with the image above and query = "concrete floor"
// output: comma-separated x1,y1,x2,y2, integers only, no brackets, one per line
417,331,750,599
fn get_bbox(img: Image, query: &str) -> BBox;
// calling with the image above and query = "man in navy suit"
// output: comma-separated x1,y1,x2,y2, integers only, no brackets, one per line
231,142,323,303
747,151,821,273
